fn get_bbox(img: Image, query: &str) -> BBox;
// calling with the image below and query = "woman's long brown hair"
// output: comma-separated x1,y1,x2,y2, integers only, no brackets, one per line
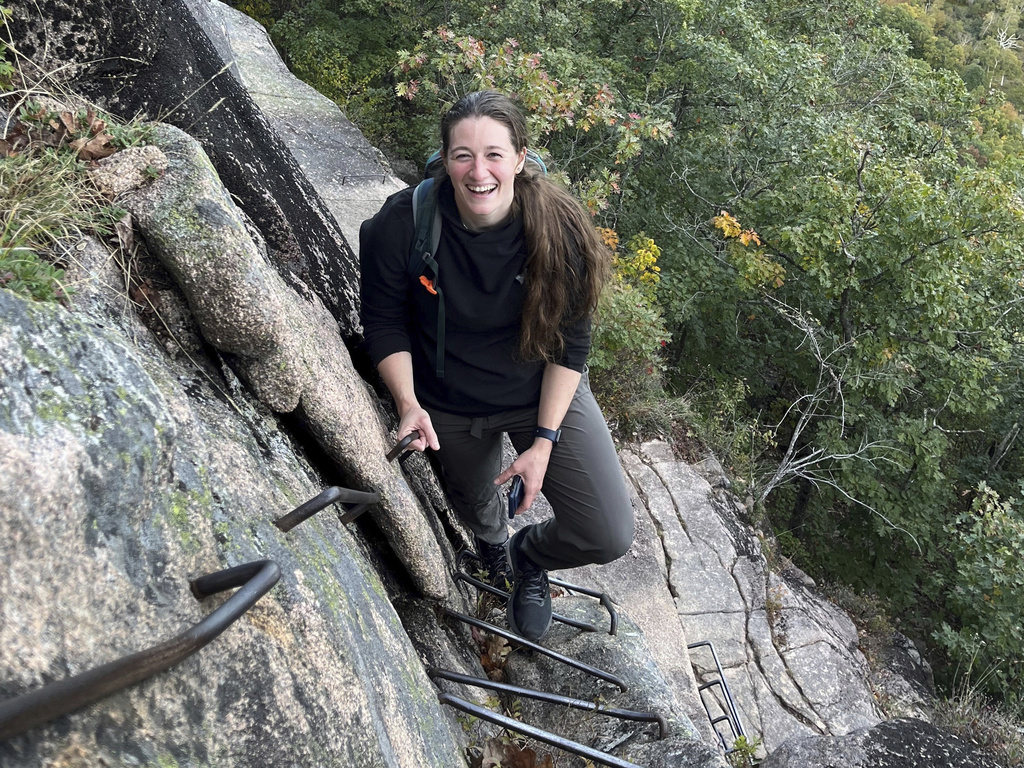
438,91,610,363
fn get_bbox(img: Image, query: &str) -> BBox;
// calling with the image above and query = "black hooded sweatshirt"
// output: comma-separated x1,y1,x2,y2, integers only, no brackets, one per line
359,179,590,417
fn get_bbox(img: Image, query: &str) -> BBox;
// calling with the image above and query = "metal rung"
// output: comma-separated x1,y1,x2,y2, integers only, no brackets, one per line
438,693,644,768
0,560,280,740
547,576,618,636
429,668,667,738
443,609,627,692
274,486,381,531
458,550,618,635
686,640,745,752
697,680,724,693
455,570,599,633
385,430,420,463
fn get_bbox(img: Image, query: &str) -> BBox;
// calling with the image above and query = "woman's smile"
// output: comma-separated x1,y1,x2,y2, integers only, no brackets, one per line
444,116,526,231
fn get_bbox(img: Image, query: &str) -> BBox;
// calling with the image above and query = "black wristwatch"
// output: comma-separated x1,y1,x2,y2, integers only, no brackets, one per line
534,426,561,445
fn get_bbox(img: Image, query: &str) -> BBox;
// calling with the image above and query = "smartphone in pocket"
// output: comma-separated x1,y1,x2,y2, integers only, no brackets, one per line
507,475,524,519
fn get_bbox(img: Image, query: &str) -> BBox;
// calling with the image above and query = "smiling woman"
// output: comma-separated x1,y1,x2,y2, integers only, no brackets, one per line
359,91,632,642
443,116,526,231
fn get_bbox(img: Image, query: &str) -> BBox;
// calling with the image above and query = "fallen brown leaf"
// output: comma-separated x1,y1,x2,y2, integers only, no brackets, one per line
115,214,134,253
130,279,160,313
72,133,116,160
480,738,554,768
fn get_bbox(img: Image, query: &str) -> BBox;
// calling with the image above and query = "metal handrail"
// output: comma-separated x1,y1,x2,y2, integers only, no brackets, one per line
0,560,281,741
443,609,627,692
428,668,667,738
438,693,644,768
276,430,420,533
274,486,381,532
686,640,745,752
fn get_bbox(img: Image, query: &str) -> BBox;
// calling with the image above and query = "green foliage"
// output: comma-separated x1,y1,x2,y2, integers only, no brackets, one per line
0,248,68,302
726,734,762,767
934,671,1024,767
589,229,672,437
109,120,155,150
394,26,672,209
259,0,1024,705
935,484,1024,703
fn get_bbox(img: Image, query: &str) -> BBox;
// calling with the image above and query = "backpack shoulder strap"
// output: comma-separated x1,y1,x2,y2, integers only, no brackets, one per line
409,178,442,279
408,178,446,378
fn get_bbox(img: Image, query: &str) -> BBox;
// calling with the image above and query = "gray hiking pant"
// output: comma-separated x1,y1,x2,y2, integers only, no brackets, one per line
425,371,634,571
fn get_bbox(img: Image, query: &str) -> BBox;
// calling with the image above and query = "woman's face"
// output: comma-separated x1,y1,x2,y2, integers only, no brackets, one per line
444,116,527,232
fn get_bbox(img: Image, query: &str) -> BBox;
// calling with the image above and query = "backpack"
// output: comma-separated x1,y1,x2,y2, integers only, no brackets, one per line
408,149,547,379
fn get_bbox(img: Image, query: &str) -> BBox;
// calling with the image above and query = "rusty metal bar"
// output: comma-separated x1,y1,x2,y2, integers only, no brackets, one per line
274,486,381,532
386,430,420,464
437,693,643,768
428,668,667,738
0,560,280,741
548,576,619,636
443,609,626,692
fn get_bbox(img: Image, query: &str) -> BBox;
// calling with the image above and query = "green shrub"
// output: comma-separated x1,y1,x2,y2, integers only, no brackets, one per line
588,229,673,437
935,484,1024,705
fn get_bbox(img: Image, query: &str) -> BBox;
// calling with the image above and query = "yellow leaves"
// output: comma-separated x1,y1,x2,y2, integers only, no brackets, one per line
713,211,779,290
597,227,619,251
714,209,761,246
713,210,742,238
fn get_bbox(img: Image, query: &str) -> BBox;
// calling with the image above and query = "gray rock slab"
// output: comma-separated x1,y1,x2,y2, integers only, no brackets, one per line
0,287,466,767
117,123,449,599
759,717,1002,768
634,441,885,751
198,0,406,251
504,599,727,768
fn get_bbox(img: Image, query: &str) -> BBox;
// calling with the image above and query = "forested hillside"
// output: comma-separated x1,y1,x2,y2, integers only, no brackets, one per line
109,0,1024,711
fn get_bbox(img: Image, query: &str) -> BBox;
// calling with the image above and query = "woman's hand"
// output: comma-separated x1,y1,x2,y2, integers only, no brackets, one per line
397,404,439,453
378,351,439,453
494,440,552,515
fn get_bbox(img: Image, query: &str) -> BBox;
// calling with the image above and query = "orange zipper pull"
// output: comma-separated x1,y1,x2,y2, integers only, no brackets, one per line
419,275,438,295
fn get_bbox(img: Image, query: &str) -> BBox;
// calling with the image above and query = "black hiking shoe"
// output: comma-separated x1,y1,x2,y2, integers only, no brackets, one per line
506,526,551,641
475,537,510,590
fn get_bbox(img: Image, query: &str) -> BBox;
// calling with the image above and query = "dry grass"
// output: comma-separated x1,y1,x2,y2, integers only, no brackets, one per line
933,669,1024,767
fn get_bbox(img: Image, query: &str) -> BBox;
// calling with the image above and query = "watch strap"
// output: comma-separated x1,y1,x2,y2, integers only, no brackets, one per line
534,426,561,445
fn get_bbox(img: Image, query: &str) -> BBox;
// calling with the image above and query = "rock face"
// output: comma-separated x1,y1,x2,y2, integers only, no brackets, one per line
113,122,449,600
628,442,884,750
194,0,407,252
517,441,898,756
7,0,364,336
759,718,1002,768
0,282,465,767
